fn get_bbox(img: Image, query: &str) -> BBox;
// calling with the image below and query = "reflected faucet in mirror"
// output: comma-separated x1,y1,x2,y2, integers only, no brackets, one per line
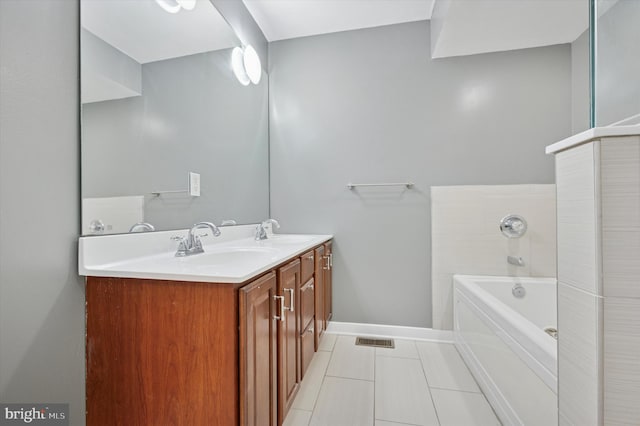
175,222,222,257
80,0,269,236
129,222,155,233
255,219,280,240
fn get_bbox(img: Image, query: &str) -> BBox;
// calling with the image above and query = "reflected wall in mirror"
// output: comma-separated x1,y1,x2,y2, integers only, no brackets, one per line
595,0,640,126
81,0,269,235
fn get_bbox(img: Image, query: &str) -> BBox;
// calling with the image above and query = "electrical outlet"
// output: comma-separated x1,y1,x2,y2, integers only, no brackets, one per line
189,172,200,197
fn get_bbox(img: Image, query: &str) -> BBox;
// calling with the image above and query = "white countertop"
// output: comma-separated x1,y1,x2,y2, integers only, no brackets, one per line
79,224,332,284
545,124,640,154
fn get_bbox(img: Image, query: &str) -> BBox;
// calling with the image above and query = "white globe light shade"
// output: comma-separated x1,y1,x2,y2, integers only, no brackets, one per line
243,45,262,85
232,47,250,86
176,0,197,11
154,0,181,14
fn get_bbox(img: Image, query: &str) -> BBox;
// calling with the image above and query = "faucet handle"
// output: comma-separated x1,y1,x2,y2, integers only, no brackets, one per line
192,235,203,250
262,218,280,229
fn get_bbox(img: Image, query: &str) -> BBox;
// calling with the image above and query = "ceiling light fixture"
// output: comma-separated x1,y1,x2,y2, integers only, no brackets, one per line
243,45,262,85
154,0,181,14
232,47,250,86
176,0,197,11
154,0,197,14
232,45,262,86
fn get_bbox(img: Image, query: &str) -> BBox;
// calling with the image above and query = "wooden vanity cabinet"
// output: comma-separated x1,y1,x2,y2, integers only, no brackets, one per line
276,259,301,425
86,277,241,426
314,245,325,347
324,241,333,324
240,272,278,426
299,250,316,378
85,239,332,426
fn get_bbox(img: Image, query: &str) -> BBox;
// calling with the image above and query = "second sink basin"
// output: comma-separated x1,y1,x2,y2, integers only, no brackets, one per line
261,234,317,245
176,247,280,266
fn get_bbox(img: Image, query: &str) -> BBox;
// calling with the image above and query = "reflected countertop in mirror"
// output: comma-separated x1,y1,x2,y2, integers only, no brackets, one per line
80,0,269,236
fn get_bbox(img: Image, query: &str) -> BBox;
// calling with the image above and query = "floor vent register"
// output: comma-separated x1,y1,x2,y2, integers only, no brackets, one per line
355,337,395,349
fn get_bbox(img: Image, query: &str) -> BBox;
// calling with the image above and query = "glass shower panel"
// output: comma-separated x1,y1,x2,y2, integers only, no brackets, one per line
595,0,640,126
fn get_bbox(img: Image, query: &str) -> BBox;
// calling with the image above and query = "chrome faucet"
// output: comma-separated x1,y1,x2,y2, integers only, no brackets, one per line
129,222,155,233
507,256,525,266
255,219,280,240
175,222,221,257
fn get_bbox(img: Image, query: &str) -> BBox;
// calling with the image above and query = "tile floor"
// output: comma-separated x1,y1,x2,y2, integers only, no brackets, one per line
283,333,501,426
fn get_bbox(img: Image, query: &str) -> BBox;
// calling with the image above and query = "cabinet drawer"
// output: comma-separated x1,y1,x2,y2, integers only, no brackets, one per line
300,322,315,379
300,250,315,284
300,278,315,331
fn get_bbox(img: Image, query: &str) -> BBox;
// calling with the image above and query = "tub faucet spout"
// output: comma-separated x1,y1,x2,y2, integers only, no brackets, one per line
507,256,525,266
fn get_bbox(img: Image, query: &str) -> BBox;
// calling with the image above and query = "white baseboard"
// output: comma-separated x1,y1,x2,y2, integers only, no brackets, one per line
326,321,453,343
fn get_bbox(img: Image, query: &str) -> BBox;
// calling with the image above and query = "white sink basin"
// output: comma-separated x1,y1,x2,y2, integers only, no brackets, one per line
262,234,317,244
79,225,333,283
176,247,279,266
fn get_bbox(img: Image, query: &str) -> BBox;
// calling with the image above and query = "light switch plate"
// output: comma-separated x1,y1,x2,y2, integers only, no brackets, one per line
189,172,200,197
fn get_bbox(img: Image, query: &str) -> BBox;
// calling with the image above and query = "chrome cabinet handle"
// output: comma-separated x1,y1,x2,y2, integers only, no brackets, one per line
307,327,314,334
323,256,330,270
286,288,295,312
329,253,333,268
274,295,285,322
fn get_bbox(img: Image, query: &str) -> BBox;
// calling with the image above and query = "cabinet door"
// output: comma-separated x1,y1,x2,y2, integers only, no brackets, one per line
324,241,333,325
277,259,301,425
300,322,315,379
300,250,315,284
314,245,325,348
300,278,315,333
240,272,277,426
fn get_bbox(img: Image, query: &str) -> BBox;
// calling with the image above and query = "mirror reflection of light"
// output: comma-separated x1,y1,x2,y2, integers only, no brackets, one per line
232,47,251,86
154,0,181,14
144,116,173,139
176,0,196,11
154,0,197,14
231,45,262,86
460,84,490,111
243,45,262,85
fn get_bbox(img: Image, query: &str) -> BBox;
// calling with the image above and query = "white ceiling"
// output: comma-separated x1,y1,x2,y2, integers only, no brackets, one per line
241,0,435,42
431,0,588,58
81,0,239,64
241,0,601,58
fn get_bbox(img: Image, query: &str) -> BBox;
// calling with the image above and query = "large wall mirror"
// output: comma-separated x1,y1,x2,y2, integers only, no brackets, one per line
80,0,269,235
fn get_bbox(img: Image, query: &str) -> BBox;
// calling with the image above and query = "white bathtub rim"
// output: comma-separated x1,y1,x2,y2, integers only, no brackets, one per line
453,274,557,377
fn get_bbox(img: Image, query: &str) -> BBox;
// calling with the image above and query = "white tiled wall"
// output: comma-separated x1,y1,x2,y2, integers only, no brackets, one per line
601,137,640,298
431,184,557,330
555,135,640,426
555,143,599,295
604,297,640,425
600,137,640,426
557,283,602,425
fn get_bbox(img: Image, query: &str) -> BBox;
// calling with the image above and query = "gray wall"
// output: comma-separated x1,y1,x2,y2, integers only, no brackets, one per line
0,0,85,424
596,0,640,126
82,49,269,230
269,21,571,328
0,1,264,424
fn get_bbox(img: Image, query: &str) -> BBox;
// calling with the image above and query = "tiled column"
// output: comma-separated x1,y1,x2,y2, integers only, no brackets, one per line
555,136,640,426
